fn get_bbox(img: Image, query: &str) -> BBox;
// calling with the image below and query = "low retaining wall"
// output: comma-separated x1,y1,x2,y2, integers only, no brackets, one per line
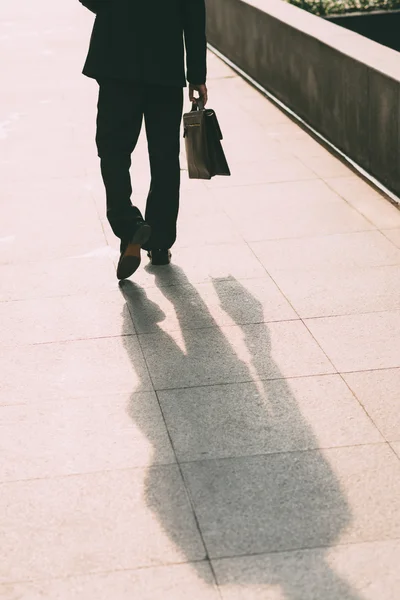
206,0,400,198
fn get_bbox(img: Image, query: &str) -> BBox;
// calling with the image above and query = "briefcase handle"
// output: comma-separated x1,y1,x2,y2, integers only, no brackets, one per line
191,98,205,112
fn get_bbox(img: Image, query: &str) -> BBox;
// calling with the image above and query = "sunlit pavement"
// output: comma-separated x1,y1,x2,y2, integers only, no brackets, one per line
1,2,400,598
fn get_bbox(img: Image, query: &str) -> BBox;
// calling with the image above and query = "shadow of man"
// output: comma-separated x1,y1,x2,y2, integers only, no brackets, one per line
119,266,364,600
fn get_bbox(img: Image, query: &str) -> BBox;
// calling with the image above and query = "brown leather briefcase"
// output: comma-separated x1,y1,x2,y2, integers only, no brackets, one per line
183,103,231,180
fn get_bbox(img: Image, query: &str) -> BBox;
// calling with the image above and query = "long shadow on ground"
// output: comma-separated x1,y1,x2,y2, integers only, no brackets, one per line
120,264,363,600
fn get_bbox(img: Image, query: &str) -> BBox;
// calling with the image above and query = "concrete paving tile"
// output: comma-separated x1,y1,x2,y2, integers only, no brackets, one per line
204,118,290,166
0,204,101,239
129,244,267,290
242,99,293,127
0,174,95,197
0,391,174,481
2,150,88,182
392,443,400,459
222,194,374,242
343,369,400,442
182,445,400,558
0,336,152,404
212,81,290,126
0,562,219,600
300,154,354,178
0,223,105,255
251,231,400,273
220,139,290,165
178,188,226,217
0,466,205,582
120,277,297,335
210,106,290,140
383,228,400,248
0,255,117,302
0,221,106,259
159,376,382,461
0,239,109,266
213,178,346,206
204,157,317,189
325,176,400,229
1,177,99,220
139,320,334,391
0,201,104,239
175,211,244,248
132,165,207,194
207,52,236,80
279,136,336,159
305,311,400,372
213,539,400,600
0,292,134,346
269,265,400,318
261,122,314,142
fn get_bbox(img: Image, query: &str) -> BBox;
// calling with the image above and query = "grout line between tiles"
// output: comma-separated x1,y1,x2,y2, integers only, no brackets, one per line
0,441,391,487
2,536,400,590
5,307,400,350
129,299,219,589
2,367,399,407
388,442,400,462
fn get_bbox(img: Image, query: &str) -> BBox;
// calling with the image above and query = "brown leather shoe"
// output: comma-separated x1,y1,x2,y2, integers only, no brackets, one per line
117,221,151,280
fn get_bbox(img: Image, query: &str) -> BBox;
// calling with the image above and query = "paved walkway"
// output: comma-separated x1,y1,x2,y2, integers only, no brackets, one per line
1,2,400,599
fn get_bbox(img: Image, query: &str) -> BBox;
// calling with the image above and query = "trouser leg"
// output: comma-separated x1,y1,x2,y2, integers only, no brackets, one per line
142,86,183,251
96,79,144,246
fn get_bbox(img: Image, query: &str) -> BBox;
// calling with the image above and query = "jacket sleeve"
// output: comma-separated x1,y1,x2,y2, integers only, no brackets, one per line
79,0,101,14
183,0,207,85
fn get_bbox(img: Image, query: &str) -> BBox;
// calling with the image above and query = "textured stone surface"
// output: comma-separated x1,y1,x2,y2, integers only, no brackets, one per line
305,311,400,372
325,177,400,229
139,320,334,390
268,265,400,318
213,539,400,600
0,392,175,481
0,336,152,404
126,243,267,290
221,188,374,242
121,276,297,334
251,231,400,273
0,256,117,302
182,445,400,558
0,467,206,582
343,369,400,442
383,228,400,248
0,291,134,345
0,563,220,600
158,376,382,461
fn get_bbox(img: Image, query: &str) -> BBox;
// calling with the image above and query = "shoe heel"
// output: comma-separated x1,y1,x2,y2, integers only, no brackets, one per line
132,223,152,246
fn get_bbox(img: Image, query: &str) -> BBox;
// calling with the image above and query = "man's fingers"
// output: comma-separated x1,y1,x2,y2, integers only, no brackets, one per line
188,84,208,107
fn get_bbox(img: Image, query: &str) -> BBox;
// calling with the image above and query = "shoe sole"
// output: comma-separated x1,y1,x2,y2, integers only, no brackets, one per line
117,223,152,280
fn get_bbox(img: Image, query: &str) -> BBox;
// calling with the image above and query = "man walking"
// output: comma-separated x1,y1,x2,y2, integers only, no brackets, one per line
79,0,208,279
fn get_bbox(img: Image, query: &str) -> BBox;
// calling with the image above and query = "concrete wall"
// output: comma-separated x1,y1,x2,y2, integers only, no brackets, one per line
206,0,400,197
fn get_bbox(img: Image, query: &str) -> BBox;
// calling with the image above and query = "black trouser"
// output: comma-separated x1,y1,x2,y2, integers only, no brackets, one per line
96,80,184,251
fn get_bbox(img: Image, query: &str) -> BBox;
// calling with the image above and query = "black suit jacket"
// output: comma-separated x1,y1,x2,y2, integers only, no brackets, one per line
79,0,207,86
